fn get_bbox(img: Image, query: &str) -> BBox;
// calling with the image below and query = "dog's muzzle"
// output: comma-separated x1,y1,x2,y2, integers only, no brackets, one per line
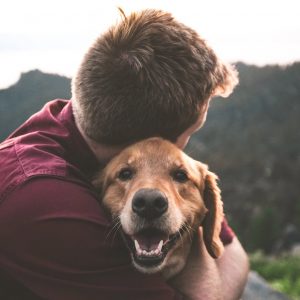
121,188,184,269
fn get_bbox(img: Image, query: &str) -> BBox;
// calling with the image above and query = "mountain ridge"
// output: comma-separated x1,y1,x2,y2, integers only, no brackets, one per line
1,63,299,252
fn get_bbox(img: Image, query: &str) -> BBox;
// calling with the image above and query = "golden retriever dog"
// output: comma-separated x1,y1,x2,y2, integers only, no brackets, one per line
93,137,224,279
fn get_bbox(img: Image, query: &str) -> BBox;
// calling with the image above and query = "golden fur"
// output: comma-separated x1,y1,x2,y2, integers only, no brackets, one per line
93,137,224,278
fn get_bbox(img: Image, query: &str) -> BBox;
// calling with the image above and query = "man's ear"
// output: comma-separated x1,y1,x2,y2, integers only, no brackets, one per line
202,171,224,258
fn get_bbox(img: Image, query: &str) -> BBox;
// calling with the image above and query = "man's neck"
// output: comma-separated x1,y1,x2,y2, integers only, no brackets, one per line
76,122,125,164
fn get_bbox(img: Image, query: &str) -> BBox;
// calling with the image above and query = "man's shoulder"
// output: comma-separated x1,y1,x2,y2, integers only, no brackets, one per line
14,131,68,177
0,131,90,204
0,138,27,202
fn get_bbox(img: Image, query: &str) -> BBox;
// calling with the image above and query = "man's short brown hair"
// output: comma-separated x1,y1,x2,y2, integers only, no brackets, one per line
72,9,238,145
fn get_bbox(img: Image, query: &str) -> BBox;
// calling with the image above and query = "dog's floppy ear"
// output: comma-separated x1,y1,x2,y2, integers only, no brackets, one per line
202,171,224,258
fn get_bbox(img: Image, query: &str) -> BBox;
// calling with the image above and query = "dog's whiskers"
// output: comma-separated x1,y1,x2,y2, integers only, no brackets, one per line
178,229,184,246
104,217,122,246
111,222,122,246
182,223,194,244
177,223,189,247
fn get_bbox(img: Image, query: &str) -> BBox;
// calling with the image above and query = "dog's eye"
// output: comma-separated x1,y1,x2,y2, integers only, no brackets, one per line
118,168,134,181
172,169,188,183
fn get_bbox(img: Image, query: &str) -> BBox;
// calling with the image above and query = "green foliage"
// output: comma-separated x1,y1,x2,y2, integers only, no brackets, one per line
247,207,281,253
250,253,300,299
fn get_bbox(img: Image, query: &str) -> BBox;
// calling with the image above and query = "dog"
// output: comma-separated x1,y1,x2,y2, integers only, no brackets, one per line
93,137,224,279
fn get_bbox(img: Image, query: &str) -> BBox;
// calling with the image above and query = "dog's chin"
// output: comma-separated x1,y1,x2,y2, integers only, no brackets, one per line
121,226,185,274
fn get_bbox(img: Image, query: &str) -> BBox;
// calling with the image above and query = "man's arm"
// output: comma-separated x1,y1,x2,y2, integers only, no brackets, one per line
170,228,249,300
216,237,249,299
0,178,182,300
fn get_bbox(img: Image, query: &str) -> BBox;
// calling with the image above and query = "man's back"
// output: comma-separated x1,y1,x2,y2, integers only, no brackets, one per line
0,100,181,299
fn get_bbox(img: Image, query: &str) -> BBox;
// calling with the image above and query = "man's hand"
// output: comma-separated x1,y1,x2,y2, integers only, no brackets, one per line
169,228,249,300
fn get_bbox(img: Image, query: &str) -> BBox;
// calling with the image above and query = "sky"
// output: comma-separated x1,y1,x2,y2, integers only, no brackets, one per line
1,0,299,88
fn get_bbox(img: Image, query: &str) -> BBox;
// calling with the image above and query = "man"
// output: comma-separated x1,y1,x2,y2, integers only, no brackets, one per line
0,9,248,299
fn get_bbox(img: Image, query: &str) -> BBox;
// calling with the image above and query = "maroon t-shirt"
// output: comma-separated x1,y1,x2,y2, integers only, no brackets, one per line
0,100,234,299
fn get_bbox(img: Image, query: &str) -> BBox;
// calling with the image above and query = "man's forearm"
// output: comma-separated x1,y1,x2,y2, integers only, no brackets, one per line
216,237,249,300
170,231,249,300
171,234,223,300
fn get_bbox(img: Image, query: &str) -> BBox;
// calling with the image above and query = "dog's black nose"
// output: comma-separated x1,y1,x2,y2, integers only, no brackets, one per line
132,188,168,219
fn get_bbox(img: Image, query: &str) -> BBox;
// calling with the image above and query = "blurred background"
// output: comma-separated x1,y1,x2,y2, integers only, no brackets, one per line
1,0,299,298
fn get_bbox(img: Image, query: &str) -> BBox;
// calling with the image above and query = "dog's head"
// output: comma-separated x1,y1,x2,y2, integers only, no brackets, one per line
93,138,224,274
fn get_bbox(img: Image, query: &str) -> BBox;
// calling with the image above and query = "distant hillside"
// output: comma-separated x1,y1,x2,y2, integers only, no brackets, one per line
0,64,299,253
0,70,71,140
187,62,300,252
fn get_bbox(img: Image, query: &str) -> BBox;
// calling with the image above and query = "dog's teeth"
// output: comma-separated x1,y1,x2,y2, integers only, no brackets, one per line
157,240,163,252
134,239,164,257
134,240,141,252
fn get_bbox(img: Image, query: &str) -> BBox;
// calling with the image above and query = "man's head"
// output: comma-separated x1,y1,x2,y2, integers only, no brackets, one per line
72,9,238,146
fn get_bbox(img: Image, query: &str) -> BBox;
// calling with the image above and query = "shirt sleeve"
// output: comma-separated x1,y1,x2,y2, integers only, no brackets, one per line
0,178,182,300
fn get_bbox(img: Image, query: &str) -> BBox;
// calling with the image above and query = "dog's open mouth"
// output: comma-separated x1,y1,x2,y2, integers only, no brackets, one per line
122,228,184,268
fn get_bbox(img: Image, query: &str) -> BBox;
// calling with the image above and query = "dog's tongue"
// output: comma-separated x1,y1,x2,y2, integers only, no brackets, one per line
133,230,168,251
